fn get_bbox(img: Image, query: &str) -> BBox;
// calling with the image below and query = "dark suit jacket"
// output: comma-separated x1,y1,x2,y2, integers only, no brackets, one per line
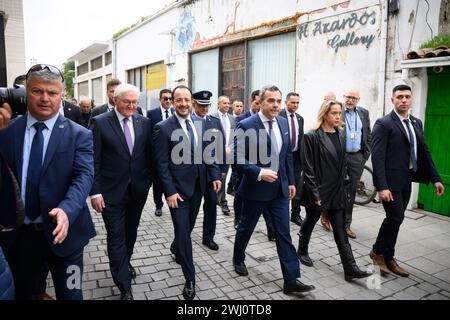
91,104,109,118
279,109,304,168
343,106,372,160
153,115,220,199
146,107,175,128
234,114,295,202
89,111,153,204
300,128,348,211
236,110,252,124
63,101,83,126
0,115,96,257
372,111,441,192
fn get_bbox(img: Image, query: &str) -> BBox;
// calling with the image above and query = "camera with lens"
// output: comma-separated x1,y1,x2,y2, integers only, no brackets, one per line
0,84,27,115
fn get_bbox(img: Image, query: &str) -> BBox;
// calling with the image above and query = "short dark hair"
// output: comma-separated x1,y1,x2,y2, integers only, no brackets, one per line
107,79,121,90
286,92,299,100
251,90,260,102
14,74,27,86
392,84,412,96
172,85,192,98
260,85,282,102
159,88,172,99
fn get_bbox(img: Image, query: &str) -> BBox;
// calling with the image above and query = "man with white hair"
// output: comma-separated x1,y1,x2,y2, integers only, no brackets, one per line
89,84,153,300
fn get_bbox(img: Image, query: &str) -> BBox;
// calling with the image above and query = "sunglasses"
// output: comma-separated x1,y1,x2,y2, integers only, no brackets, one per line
26,64,64,83
162,97,172,101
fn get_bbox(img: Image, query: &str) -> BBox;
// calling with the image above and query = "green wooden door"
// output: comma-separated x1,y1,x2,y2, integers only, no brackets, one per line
418,66,450,216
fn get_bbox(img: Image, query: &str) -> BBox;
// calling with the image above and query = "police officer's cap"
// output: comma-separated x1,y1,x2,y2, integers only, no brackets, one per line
193,90,212,105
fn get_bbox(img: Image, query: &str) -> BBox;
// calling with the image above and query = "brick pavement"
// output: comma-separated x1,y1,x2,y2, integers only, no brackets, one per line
47,193,450,300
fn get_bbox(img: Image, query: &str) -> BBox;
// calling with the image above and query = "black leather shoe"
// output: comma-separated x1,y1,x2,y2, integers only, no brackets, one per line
283,279,315,294
202,239,219,251
234,219,240,230
129,264,137,279
170,243,181,265
290,216,303,227
267,232,276,242
182,280,195,300
222,204,231,215
120,290,134,300
155,208,162,217
234,262,249,276
226,186,234,196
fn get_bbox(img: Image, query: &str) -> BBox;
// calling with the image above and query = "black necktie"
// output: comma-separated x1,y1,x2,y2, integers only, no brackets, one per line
186,119,196,155
290,114,296,151
165,110,169,120
403,119,418,172
25,122,46,220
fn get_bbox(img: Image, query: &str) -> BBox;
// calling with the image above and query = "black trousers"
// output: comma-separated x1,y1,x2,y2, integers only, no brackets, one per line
345,152,366,228
152,175,164,210
102,185,147,293
299,207,349,250
372,189,411,261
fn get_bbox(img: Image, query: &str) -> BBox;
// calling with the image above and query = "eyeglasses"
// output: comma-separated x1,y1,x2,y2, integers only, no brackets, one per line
162,97,172,101
119,99,139,107
26,64,64,83
344,95,359,101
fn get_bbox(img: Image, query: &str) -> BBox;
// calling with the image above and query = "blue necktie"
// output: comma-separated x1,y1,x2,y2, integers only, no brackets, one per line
25,122,46,220
403,119,417,172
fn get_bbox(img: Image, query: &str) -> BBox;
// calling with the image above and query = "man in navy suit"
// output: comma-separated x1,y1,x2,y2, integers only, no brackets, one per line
370,84,444,277
154,85,221,300
191,90,226,251
147,89,174,217
0,64,96,300
234,90,275,239
90,84,153,300
232,85,315,295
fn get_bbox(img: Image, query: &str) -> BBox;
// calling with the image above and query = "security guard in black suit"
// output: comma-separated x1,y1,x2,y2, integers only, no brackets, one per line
191,91,226,251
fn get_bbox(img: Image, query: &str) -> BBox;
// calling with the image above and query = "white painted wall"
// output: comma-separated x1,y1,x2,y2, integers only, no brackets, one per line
296,0,382,131
1,0,26,86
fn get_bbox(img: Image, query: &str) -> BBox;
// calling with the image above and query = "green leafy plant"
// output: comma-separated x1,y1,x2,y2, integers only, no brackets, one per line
419,34,450,49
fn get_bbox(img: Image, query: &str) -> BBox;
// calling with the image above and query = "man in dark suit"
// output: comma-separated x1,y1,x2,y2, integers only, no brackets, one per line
0,64,96,300
61,99,83,125
147,89,174,217
342,88,372,239
370,84,444,277
213,96,236,215
78,96,92,128
90,84,153,300
90,79,122,120
154,85,221,300
192,90,226,251
234,90,275,239
232,85,315,295
279,92,304,226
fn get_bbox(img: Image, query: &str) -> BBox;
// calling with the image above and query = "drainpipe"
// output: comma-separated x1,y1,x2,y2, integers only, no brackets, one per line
378,0,388,116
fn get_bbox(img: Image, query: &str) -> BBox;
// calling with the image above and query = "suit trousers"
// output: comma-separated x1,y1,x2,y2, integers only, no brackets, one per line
291,154,303,215
299,207,349,251
152,174,164,209
233,196,300,282
202,182,218,241
6,225,84,300
170,183,203,282
345,152,366,228
372,189,411,261
217,165,229,206
102,185,146,293
233,171,275,234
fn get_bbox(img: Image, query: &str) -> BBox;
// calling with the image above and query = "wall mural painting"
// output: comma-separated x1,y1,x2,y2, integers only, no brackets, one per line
176,11,196,53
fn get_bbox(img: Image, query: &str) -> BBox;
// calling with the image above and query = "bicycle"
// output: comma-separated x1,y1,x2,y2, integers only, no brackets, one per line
354,165,377,205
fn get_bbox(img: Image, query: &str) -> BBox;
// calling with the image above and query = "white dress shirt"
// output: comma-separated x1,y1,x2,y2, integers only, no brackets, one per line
394,110,417,169
218,111,231,146
160,106,173,120
175,113,198,146
115,108,135,146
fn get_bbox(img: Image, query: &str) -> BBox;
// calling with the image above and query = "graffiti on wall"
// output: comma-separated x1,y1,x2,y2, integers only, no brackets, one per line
176,11,196,53
297,9,378,53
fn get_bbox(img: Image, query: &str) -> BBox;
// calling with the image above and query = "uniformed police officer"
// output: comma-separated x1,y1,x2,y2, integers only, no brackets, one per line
191,91,227,251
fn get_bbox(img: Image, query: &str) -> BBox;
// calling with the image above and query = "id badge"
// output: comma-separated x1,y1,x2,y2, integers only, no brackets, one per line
350,132,357,140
